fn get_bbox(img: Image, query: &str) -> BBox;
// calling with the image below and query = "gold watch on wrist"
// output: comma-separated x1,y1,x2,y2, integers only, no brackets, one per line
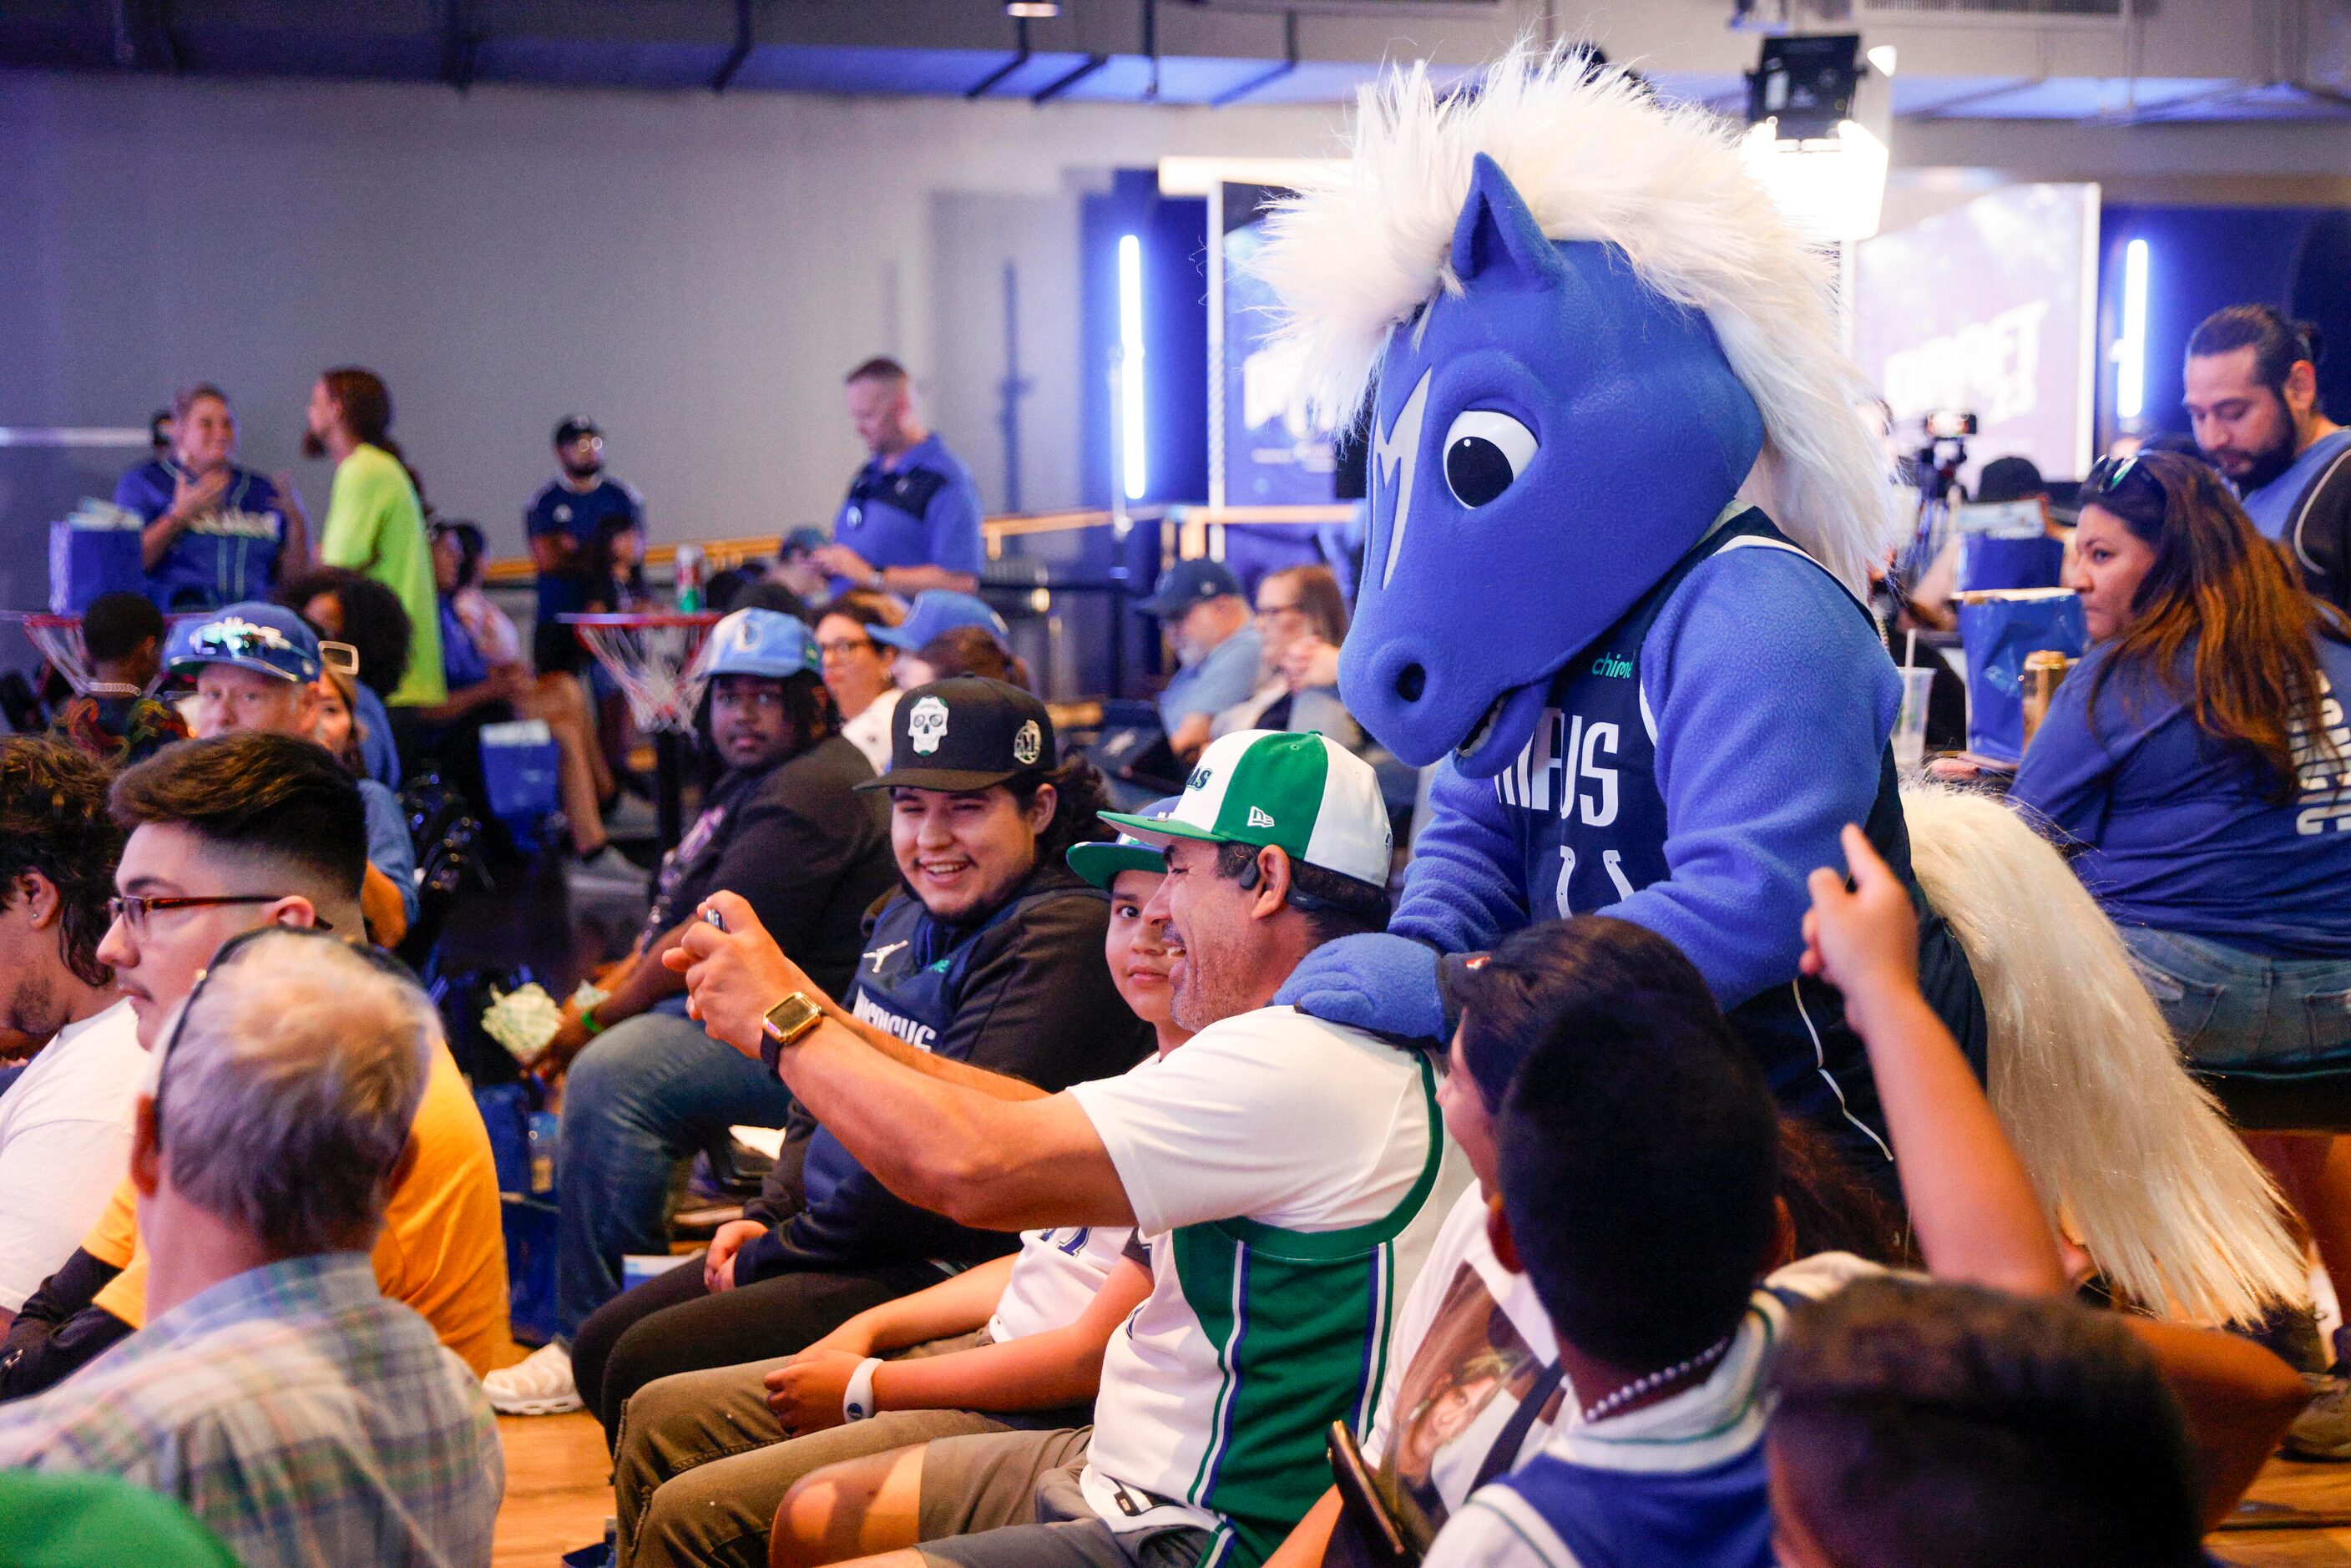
759,992,825,1073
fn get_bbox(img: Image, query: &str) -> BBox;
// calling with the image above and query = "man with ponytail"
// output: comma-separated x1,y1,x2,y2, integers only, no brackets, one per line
305,367,445,707
2186,305,2351,611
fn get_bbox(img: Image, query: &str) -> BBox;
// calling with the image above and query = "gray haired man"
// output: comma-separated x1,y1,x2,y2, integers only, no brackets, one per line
0,930,503,1568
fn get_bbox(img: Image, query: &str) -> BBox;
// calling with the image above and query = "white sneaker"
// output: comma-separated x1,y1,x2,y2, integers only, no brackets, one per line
484,1341,583,1415
567,845,645,888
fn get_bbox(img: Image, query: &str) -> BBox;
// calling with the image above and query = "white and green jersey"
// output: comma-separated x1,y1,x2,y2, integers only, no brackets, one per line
1069,1005,1466,1566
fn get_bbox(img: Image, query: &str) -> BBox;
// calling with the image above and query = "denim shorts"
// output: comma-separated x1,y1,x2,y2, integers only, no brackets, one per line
2121,925,2351,1074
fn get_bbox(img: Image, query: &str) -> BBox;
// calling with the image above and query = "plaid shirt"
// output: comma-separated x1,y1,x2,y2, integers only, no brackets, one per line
0,1252,502,1568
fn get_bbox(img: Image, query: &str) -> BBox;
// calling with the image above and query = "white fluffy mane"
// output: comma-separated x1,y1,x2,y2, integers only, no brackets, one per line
1252,44,1894,594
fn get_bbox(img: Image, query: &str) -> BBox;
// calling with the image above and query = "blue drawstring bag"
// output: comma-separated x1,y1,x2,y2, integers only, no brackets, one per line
1957,589,2088,764
474,1082,563,1344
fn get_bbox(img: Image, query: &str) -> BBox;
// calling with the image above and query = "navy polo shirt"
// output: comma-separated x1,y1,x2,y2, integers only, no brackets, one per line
525,474,644,617
831,433,984,589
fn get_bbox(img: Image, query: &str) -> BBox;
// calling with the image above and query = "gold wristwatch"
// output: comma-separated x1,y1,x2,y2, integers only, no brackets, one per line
759,992,825,1074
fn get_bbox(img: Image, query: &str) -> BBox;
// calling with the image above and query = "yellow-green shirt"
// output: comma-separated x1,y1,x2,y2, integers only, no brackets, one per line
318,443,446,706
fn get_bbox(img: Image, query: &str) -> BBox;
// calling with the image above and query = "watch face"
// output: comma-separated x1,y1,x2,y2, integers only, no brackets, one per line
766,993,823,1044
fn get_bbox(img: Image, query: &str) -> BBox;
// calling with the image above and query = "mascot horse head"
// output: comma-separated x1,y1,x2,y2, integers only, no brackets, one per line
1256,49,1894,776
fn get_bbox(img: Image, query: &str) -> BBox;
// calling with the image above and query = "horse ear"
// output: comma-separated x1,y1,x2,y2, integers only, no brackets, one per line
1449,154,1565,291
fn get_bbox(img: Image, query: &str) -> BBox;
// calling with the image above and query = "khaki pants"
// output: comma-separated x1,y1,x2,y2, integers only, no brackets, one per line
616,1332,1004,1568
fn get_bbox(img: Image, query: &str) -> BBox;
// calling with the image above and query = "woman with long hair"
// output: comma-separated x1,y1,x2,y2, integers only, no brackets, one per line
1214,563,1364,746
2012,449,2351,1412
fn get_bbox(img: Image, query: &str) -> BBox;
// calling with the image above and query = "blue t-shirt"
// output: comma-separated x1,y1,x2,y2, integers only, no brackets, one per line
359,777,420,926
2241,428,2351,544
2010,635,2351,958
113,460,287,611
1157,622,1265,734
525,475,644,618
439,599,491,690
352,682,401,789
830,433,984,589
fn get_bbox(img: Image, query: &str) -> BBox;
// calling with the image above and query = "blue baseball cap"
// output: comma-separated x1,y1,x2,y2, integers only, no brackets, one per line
1137,559,1242,618
1066,796,1178,890
165,601,321,685
873,590,1011,654
695,609,820,681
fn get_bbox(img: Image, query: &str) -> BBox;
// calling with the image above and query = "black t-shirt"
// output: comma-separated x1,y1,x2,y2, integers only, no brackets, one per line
741,861,1154,1275
2290,448,2351,615
643,731,895,1004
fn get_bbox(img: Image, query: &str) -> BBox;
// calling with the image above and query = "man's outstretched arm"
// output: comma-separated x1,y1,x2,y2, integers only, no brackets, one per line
668,891,1131,1232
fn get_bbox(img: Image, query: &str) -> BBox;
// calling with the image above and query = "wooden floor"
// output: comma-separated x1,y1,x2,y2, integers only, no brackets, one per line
491,1409,2351,1567
496,1412,614,1565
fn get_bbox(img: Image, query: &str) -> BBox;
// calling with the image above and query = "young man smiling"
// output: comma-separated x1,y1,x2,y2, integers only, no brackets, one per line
556,678,1147,1444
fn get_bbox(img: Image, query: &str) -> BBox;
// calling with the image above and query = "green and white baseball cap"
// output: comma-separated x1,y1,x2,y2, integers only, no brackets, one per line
1100,731,1392,888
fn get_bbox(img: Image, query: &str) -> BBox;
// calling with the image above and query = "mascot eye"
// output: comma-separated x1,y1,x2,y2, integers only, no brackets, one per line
1441,410,1538,508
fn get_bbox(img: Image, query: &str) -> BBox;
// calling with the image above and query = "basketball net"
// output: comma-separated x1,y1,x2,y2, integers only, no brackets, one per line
572,619,717,734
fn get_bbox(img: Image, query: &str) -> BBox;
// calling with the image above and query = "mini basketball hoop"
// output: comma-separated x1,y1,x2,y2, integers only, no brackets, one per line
559,612,721,734
560,611,722,852
7,613,101,695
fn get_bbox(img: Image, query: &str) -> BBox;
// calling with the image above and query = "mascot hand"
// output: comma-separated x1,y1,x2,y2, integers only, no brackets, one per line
1274,933,1443,1046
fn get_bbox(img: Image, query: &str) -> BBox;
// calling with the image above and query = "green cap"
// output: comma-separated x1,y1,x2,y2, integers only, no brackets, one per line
1099,731,1391,888
1066,795,1177,891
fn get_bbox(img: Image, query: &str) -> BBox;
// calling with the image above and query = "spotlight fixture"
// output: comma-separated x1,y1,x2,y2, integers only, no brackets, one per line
1005,2,1060,17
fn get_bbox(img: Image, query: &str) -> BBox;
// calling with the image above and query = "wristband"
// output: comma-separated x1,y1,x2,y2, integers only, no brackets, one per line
578,1003,604,1038
842,1357,883,1424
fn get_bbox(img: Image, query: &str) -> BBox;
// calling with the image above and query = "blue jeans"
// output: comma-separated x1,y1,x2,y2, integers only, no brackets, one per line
556,1008,796,1340
2120,926,2351,1073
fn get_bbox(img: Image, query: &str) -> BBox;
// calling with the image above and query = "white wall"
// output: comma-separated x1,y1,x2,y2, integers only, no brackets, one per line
0,69,1343,579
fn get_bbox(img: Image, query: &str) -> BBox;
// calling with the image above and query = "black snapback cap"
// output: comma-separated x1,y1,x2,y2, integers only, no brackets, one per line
856,676,1056,792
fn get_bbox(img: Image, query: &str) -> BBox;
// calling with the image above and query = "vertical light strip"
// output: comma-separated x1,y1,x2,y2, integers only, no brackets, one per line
1118,234,1148,501
2116,237,2150,422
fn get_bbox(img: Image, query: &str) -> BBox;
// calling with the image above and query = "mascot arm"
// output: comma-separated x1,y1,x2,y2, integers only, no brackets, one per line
1275,762,1525,1044
1620,549,1898,1009
1388,759,1534,954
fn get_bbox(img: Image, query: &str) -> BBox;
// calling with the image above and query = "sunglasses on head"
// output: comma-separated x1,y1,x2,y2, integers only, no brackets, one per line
151,923,417,1149
2085,453,2163,503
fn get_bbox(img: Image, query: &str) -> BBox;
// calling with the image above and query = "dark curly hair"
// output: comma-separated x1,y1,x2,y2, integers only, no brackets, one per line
1010,756,1115,866
279,566,412,700
0,738,126,985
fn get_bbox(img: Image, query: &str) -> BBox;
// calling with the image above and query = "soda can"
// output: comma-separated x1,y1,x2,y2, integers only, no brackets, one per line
674,543,706,613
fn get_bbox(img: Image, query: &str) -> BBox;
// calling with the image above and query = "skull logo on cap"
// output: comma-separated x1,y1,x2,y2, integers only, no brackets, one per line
908,695,950,756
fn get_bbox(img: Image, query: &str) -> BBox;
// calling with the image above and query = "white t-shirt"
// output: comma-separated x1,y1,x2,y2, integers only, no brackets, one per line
842,686,901,776
1361,1185,1562,1539
1421,1252,1887,1568
1068,1005,1469,1555
990,1224,1138,1344
0,1000,144,1313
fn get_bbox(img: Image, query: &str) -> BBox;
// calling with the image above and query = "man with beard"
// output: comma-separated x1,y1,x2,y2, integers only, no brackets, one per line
528,415,649,625
672,730,1466,1568
0,741,143,1332
2186,305,2351,610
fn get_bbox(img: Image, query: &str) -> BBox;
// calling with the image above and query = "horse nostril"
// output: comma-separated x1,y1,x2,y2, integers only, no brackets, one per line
1395,663,1427,702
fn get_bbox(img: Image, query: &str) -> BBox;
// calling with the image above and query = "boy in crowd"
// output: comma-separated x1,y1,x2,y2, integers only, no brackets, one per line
168,599,417,940
43,593,190,769
0,741,144,1328
673,729,1466,1567
0,734,509,1399
1418,827,2304,1567
0,931,502,1568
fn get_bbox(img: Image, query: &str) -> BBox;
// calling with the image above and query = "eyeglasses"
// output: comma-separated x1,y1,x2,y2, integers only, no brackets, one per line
108,893,333,937
818,638,876,660
152,923,409,1149
1255,601,1307,620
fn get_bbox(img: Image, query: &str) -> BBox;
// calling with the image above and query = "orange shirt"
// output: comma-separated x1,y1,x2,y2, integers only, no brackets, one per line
85,1047,511,1376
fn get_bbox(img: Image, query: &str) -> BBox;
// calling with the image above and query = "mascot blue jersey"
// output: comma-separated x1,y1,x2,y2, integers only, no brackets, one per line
1395,508,1920,1161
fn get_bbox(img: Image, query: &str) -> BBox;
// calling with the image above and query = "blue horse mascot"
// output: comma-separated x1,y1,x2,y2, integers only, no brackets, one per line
1257,48,2298,1323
